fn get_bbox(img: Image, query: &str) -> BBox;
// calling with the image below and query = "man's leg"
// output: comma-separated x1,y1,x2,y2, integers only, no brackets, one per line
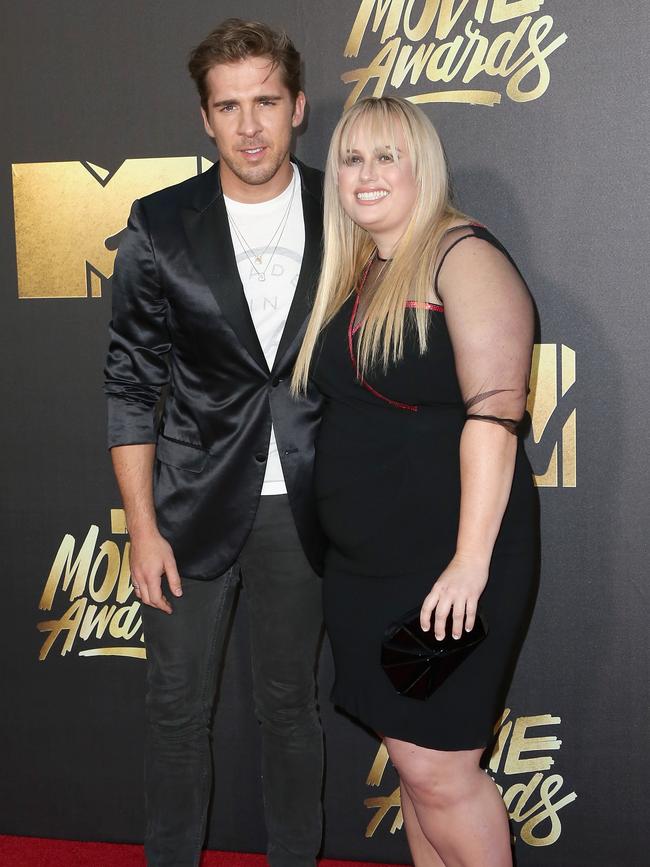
239,494,324,867
141,566,240,867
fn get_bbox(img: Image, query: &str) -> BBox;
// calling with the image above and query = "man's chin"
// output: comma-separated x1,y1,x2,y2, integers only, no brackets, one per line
239,168,278,186
224,153,286,187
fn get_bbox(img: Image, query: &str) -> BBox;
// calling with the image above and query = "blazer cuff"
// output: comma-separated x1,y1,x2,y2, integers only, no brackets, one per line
107,398,157,448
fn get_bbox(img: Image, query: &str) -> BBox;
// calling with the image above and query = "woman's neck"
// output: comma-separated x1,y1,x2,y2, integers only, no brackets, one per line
368,229,401,261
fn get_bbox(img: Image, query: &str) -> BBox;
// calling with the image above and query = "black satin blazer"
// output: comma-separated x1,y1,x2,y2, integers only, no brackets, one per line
105,158,325,579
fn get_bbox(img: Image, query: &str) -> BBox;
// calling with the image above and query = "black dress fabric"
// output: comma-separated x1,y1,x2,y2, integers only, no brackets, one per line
311,225,539,750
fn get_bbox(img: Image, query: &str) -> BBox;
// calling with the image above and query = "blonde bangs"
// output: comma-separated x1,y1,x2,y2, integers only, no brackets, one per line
337,101,407,170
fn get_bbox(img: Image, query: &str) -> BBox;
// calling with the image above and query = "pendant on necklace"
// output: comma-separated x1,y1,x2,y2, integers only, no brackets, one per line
258,273,266,282
255,256,263,264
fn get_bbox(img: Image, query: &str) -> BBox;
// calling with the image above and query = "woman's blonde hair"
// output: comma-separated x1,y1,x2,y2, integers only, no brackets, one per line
292,96,465,394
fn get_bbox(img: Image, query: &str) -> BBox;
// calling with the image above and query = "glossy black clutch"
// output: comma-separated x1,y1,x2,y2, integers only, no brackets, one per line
381,608,488,700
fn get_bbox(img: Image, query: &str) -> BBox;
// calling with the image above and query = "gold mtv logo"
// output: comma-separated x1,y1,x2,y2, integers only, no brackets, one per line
12,157,213,298
526,344,576,488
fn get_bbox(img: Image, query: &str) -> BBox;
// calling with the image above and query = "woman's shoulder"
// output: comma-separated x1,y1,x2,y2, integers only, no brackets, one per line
439,219,501,247
434,221,523,299
435,220,513,270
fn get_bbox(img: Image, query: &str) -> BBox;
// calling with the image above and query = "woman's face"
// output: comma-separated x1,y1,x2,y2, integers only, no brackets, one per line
337,121,418,248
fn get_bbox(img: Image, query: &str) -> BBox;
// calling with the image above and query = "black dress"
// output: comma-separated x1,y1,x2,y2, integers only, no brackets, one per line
311,225,539,750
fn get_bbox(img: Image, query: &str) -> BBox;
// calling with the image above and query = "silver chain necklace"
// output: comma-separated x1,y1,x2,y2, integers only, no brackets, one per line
227,171,297,282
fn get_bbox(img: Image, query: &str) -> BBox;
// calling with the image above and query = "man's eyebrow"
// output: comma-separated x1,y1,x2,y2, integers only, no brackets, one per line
211,94,284,107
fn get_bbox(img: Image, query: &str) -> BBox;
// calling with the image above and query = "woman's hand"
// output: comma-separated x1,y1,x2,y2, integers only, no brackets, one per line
419,554,489,640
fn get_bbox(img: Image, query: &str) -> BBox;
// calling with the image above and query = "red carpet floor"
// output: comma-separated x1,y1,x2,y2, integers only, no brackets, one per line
0,836,408,867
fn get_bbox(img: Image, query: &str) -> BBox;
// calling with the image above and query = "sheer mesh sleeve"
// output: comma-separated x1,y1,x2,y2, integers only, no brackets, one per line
435,228,534,434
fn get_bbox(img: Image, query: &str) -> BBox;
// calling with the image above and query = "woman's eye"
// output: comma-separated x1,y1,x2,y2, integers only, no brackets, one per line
378,153,394,162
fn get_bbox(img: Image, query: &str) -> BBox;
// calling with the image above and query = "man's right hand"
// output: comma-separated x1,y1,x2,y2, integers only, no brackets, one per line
109,443,182,613
129,529,183,614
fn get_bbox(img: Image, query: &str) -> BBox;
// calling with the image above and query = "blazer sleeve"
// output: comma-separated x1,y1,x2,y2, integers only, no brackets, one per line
104,199,171,448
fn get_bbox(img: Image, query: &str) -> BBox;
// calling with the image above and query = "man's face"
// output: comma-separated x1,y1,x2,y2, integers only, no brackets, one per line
201,56,305,202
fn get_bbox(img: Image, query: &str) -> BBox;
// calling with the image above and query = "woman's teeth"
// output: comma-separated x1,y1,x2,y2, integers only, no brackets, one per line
356,190,389,201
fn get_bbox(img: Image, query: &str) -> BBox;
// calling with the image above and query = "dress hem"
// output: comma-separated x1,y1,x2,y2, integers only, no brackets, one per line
331,692,492,752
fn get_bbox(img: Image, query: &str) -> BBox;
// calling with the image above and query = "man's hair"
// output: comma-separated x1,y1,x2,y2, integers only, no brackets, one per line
188,18,302,110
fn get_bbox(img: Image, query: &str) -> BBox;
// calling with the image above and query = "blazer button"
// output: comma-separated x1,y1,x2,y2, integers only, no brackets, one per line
271,377,281,387
255,453,267,463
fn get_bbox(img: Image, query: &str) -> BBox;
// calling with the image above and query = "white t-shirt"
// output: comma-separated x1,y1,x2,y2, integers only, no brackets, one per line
224,163,305,495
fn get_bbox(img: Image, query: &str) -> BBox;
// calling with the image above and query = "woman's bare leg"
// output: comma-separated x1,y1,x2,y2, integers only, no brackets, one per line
386,737,512,867
400,779,446,866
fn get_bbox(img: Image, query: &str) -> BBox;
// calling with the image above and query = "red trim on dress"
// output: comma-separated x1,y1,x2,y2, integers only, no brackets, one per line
405,300,444,312
347,295,418,412
346,256,424,413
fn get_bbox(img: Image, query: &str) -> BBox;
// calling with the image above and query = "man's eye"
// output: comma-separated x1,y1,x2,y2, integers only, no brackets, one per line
220,104,236,112
260,100,276,106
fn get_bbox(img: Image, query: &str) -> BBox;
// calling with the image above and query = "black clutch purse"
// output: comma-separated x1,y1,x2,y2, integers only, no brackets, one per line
381,608,488,700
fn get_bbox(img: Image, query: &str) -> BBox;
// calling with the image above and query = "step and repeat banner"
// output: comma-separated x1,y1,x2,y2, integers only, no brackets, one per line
2,2,648,865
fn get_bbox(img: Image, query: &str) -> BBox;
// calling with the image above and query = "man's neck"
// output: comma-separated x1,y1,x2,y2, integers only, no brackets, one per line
220,159,295,204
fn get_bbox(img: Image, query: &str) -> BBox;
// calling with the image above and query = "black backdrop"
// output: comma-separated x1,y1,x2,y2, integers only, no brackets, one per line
2,2,649,864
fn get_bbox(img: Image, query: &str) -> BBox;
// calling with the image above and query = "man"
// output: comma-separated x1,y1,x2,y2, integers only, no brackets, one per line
104,19,325,867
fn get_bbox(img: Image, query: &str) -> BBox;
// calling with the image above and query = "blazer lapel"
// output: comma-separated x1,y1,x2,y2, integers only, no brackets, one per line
273,168,323,369
182,178,269,373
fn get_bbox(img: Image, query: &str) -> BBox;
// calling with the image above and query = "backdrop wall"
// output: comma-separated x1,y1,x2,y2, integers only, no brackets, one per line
2,2,649,865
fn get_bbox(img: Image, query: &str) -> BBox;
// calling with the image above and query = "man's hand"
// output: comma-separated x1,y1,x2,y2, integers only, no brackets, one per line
109,444,182,613
130,529,183,614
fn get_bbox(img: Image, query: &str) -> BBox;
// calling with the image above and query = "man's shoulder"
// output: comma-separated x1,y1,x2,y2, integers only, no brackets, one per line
138,164,220,216
293,158,324,200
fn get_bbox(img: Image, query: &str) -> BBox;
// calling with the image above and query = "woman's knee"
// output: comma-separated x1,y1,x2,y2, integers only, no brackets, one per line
387,740,484,809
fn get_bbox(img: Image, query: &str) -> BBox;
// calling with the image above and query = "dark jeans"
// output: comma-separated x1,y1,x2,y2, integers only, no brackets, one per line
141,495,324,867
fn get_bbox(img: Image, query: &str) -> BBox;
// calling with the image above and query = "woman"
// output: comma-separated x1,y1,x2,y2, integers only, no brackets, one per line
293,96,538,866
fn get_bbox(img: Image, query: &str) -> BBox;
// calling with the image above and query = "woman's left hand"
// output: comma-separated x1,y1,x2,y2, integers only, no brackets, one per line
419,554,489,640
